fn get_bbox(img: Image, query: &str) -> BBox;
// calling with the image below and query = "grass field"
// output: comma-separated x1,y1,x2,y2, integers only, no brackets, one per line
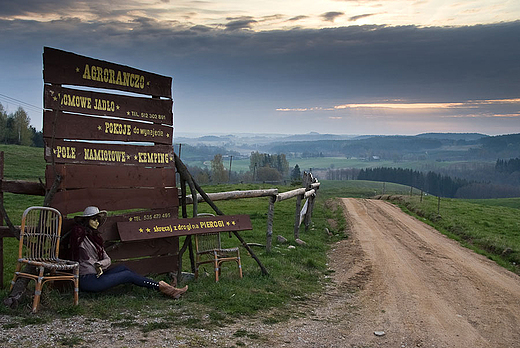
0,144,45,181
461,197,520,209
387,194,520,274
0,144,519,327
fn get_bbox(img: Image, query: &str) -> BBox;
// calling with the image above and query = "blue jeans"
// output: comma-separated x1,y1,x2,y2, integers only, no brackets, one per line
79,264,159,292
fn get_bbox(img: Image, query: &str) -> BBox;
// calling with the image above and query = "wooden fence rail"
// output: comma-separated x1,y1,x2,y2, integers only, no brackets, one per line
181,173,320,252
185,189,279,204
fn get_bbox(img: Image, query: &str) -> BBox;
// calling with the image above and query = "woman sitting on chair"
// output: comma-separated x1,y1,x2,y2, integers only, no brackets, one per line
69,206,187,299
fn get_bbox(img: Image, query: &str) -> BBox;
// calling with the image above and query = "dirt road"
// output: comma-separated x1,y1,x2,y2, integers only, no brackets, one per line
331,198,520,347
249,198,520,347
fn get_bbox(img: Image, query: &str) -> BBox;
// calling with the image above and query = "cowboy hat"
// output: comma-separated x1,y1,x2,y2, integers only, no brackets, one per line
74,206,107,226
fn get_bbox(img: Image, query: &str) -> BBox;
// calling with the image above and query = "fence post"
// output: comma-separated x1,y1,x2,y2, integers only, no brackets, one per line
302,172,313,231
266,195,275,252
293,193,302,240
0,151,4,288
305,192,315,231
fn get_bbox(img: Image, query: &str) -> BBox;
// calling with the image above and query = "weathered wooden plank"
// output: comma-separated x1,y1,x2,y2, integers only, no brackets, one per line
45,164,175,190
304,189,316,198
50,187,179,216
0,226,17,237
115,254,178,276
43,47,172,97
0,179,45,196
106,237,178,260
186,189,278,204
276,188,306,202
43,111,173,144
44,139,174,167
62,207,178,241
117,214,252,242
0,151,5,287
44,86,173,125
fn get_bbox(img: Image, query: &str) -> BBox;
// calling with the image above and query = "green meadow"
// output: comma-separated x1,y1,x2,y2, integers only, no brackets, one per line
389,194,520,273
0,144,519,327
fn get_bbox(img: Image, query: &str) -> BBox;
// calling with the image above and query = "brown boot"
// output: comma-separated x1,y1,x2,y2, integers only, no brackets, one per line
159,281,188,299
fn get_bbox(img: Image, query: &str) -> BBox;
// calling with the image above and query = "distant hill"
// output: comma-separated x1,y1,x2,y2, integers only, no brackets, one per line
275,132,356,142
174,132,520,162
478,133,520,158
416,133,488,141
267,136,444,159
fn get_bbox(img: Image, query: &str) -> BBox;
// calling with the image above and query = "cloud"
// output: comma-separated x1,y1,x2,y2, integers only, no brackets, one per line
490,113,520,118
1,14,520,134
349,13,376,21
277,107,334,112
224,16,257,30
320,12,344,22
261,14,285,22
334,102,468,109
276,98,520,132
288,15,308,22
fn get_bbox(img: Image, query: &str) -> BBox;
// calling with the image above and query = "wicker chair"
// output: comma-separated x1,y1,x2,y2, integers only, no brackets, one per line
194,213,243,282
10,207,79,313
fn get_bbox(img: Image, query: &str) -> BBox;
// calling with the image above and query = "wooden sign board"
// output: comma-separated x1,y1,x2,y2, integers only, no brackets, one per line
44,139,175,167
43,47,172,97
103,207,178,241
43,47,182,276
62,207,177,241
51,187,178,216
43,111,173,144
107,237,179,261
46,164,175,190
44,86,173,125
117,214,252,242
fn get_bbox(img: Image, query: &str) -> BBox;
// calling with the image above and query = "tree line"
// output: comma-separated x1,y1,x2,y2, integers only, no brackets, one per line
327,166,520,199
0,103,43,147
188,151,299,184
496,157,520,174
356,167,471,198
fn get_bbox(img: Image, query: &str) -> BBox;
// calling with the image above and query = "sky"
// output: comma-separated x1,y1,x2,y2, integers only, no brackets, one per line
0,0,520,136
